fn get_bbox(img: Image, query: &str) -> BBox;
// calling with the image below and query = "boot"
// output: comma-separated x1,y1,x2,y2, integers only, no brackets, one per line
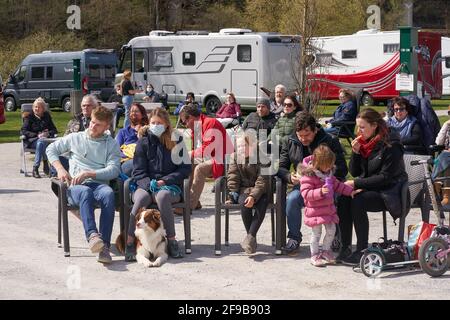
32,166,41,178
441,188,450,206
434,181,443,196
43,160,50,177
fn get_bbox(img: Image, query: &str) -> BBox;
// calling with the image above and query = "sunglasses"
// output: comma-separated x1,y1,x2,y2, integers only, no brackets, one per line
284,103,294,107
393,108,406,113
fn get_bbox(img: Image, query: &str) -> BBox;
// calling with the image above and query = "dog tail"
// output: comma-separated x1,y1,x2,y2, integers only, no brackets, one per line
115,231,126,254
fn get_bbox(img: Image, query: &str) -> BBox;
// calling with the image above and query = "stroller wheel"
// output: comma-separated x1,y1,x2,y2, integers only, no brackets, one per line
419,237,449,277
360,251,384,278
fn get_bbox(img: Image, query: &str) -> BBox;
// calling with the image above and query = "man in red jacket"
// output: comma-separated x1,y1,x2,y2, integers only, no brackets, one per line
179,104,234,210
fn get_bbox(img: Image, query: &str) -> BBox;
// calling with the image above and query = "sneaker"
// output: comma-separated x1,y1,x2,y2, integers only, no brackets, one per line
240,234,253,254
125,242,136,262
335,246,352,264
97,246,112,264
341,250,364,266
320,250,336,264
282,238,300,255
88,232,105,254
310,254,326,267
168,239,183,258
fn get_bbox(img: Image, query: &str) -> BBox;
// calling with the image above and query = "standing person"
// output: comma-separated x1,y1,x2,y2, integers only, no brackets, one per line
272,95,303,147
115,103,149,176
324,89,358,135
179,104,233,211
298,145,354,266
278,111,348,255
338,108,407,265
46,106,121,264
125,107,191,261
226,134,269,254
121,70,142,128
20,97,57,178
270,84,286,117
387,96,425,155
216,92,241,128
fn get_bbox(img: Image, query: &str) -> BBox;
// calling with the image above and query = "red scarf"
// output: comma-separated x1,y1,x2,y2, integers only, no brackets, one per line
358,134,382,158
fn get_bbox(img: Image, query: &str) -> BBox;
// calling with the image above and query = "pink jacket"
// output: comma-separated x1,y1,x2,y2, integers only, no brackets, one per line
299,156,353,227
216,102,241,119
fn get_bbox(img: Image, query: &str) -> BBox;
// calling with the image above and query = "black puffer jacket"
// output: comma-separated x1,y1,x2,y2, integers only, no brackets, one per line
242,112,277,135
20,111,58,147
350,129,407,219
278,125,348,182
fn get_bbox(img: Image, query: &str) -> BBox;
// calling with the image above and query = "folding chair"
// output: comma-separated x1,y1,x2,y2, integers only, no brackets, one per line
122,177,192,254
20,103,50,176
51,178,124,257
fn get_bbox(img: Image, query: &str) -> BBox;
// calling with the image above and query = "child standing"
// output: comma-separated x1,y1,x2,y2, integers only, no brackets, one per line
299,145,354,267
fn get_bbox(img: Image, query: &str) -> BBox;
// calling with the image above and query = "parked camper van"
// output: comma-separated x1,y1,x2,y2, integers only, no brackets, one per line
3,49,117,112
117,28,301,113
309,29,442,105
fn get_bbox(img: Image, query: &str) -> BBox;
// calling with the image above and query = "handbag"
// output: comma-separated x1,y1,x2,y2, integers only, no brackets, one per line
407,221,436,259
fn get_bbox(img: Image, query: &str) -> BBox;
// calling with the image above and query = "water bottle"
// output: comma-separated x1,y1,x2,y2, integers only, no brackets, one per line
325,177,334,198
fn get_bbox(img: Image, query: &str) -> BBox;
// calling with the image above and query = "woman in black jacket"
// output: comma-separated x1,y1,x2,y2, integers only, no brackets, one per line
125,107,191,261
338,108,407,265
20,97,57,178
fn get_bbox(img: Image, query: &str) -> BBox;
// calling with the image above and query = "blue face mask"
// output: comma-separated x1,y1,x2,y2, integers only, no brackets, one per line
149,124,166,138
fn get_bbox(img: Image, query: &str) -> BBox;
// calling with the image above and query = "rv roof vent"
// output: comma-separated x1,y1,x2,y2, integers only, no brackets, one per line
176,30,209,36
355,29,379,35
149,30,174,36
41,50,63,53
219,28,252,35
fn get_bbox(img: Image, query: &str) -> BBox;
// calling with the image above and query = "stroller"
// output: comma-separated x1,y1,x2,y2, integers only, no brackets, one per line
359,156,450,277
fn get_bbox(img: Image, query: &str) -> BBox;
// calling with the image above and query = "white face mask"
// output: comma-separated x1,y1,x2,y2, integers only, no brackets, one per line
149,124,166,137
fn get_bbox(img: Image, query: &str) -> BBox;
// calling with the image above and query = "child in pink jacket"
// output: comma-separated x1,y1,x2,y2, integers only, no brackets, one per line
299,145,354,267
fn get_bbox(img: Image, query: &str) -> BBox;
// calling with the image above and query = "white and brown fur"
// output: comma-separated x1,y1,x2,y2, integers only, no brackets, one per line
116,208,168,267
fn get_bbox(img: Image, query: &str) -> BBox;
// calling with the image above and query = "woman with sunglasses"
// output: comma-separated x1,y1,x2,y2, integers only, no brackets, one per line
272,95,303,147
387,96,426,155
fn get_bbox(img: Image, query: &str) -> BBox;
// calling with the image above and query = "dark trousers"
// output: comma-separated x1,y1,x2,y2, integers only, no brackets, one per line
238,193,269,237
337,191,387,251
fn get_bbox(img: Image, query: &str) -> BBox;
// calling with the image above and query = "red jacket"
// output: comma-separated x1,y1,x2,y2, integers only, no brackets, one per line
216,102,241,119
191,114,234,178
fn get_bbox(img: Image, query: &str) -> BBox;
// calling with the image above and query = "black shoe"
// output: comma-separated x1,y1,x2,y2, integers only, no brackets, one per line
168,239,183,258
43,160,50,176
125,243,137,262
32,166,41,178
341,250,363,266
335,246,352,264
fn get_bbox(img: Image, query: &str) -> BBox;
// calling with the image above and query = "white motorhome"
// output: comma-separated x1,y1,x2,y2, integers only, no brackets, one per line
310,29,442,105
117,28,301,113
442,37,450,96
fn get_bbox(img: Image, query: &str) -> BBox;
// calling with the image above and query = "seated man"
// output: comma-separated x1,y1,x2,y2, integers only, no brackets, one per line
324,89,358,136
46,106,121,264
178,104,233,211
174,92,202,115
270,84,286,118
242,98,277,136
65,94,97,135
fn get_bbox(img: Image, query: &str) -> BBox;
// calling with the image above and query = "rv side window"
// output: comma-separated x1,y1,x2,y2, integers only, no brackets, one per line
342,50,357,59
105,65,116,78
46,67,53,79
183,52,196,66
87,64,101,78
237,45,252,62
446,57,450,69
16,66,27,82
134,50,147,72
153,52,172,67
383,43,399,54
31,66,45,80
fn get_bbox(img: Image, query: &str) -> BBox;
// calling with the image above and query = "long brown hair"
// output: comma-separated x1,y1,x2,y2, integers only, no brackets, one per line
131,103,149,126
148,107,176,150
357,108,389,145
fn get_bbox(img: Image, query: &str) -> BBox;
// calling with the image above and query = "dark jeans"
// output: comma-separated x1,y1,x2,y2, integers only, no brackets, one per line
337,191,387,252
238,193,269,237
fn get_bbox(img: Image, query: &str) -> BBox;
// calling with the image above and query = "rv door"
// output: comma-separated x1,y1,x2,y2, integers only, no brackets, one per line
132,49,148,92
231,70,258,106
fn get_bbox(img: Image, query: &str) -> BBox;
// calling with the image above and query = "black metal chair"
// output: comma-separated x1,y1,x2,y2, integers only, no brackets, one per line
122,178,192,254
51,178,124,257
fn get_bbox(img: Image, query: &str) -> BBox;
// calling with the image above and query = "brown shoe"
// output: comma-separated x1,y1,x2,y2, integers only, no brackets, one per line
173,207,184,216
194,201,202,210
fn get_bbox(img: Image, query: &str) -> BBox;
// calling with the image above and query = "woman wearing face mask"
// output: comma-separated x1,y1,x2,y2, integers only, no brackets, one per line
143,83,160,103
125,107,191,261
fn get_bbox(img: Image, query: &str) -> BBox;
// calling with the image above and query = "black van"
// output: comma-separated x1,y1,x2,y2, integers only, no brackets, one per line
3,49,117,112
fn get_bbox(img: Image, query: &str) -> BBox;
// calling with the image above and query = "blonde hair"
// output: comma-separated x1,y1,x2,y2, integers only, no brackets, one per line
122,70,132,80
91,106,113,123
148,107,176,150
311,144,335,170
33,97,46,109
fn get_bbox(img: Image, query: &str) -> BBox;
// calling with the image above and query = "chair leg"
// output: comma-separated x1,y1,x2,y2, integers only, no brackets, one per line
271,209,275,246
275,180,286,255
184,206,191,254
225,209,229,246
215,206,222,256
61,200,70,257
57,198,62,248
382,210,388,241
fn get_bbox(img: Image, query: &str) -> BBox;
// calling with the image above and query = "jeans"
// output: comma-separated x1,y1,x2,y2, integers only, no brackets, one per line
121,159,134,177
122,95,134,128
285,185,304,242
67,182,115,246
30,138,49,167
324,126,339,135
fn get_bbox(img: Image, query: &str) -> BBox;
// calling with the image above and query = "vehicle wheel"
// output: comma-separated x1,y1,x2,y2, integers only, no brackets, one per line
5,97,16,112
419,237,449,277
360,251,385,278
62,97,71,113
205,96,221,115
361,93,374,107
